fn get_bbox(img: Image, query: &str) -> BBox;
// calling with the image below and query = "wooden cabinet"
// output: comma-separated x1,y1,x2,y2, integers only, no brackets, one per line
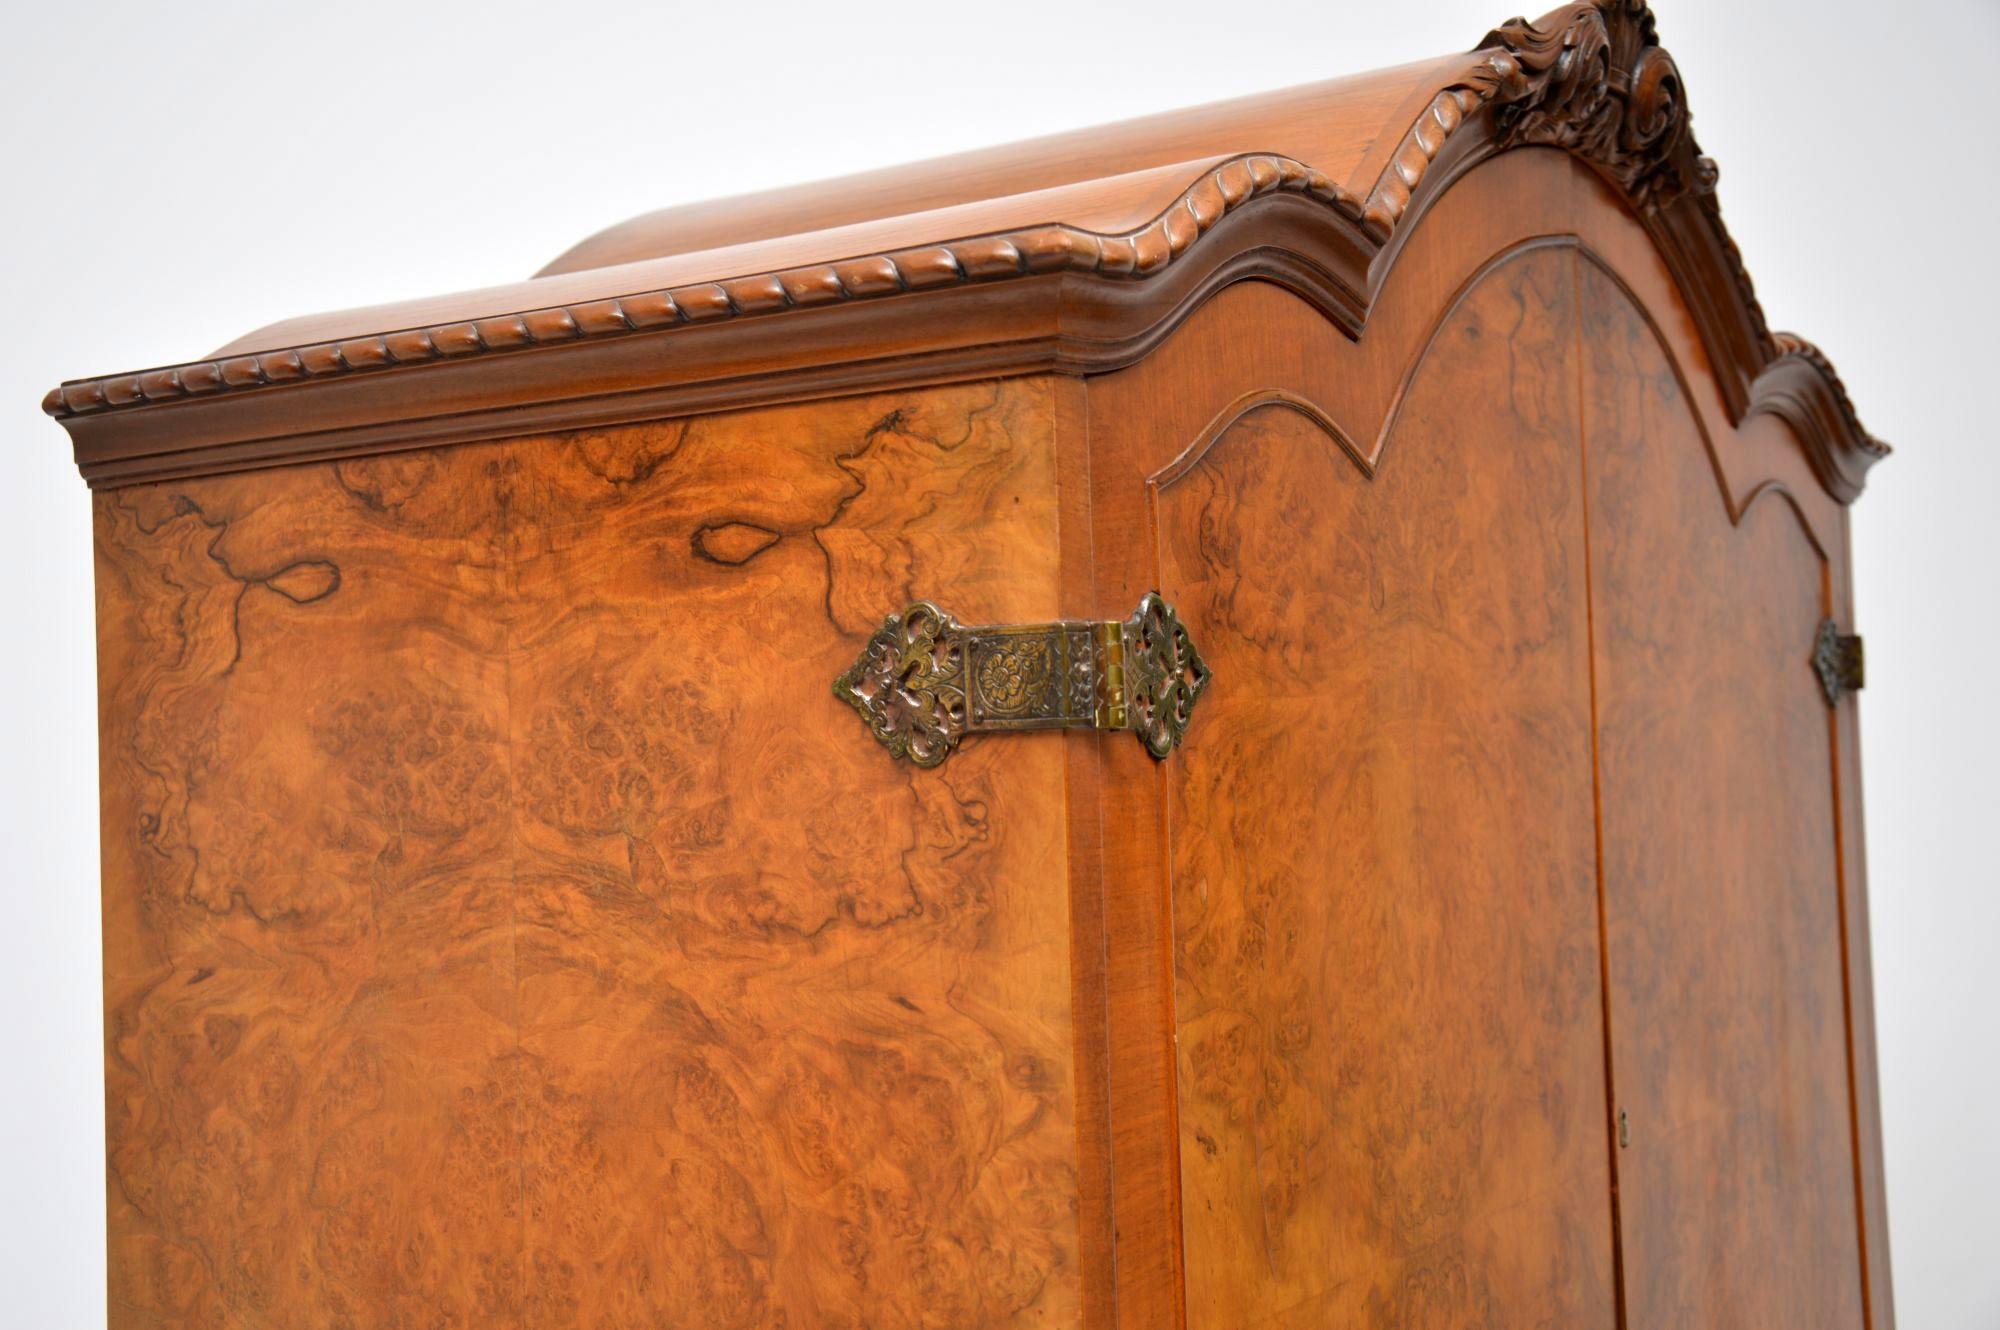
49,3,1893,1326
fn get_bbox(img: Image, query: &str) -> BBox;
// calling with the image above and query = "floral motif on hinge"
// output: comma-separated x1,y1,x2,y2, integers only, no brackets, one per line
833,592,1209,768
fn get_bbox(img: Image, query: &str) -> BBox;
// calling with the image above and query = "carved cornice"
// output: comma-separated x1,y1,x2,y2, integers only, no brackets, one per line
42,156,1358,422
1363,3,1765,342
1359,0,1892,496
45,0,1885,503
1749,332,1892,504
1486,1,1702,209
1368,2,1776,360
1366,2,1719,237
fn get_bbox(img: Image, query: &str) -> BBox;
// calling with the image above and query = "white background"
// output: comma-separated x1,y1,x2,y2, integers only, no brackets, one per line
3,2,1994,1325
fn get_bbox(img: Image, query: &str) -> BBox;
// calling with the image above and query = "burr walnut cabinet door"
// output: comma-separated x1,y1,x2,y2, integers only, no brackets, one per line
93,381,1089,1328
1105,248,1620,1327
1580,265,1869,1329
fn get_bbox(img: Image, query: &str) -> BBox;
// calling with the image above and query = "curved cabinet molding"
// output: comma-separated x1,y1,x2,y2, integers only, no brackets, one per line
1748,332,1894,505
44,1,1885,508
1151,389,1371,489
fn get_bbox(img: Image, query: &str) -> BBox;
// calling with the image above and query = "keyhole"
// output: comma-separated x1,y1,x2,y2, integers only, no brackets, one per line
1618,1108,1631,1149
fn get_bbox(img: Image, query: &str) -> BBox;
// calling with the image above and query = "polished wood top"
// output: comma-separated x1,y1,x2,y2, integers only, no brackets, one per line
532,57,1462,277
213,50,1461,358
211,154,1259,357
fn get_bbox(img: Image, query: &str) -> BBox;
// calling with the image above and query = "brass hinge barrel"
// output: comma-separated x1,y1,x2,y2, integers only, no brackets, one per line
1093,619,1128,731
834,592,1211,768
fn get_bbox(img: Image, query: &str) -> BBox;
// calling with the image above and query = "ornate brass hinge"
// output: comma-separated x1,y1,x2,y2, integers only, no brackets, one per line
1813,619,1865,705
834,592,1211,767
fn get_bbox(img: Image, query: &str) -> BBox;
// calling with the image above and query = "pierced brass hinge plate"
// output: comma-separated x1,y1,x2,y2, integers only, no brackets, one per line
1813,619,1865,705
834,592,1211,767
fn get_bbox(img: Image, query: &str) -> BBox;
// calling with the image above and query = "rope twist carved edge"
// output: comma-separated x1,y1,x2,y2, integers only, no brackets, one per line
45,155,1356,420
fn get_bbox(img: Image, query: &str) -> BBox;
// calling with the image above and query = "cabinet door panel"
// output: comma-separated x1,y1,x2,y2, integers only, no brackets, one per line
1157,248,1615,1328
91,382,1087,1329
1581,264,1865,1330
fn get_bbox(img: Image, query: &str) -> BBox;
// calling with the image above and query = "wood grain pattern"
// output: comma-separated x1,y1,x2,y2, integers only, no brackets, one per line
1154,247,1614,1328
1063,149,1888,1326
95,379,1084,1328
1072,158,1605,1327
1580,262,1867,1329
94,457,519,1326
82,130,1893,1328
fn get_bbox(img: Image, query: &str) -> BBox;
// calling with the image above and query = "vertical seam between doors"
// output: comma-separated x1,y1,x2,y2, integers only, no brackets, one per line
1571,246,1630,1330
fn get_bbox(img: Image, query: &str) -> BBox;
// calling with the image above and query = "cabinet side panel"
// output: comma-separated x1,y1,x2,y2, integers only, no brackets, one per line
93,456,521,1325
92,378,1083,1328
1154,252,1614,1326
1581,264,1866,1330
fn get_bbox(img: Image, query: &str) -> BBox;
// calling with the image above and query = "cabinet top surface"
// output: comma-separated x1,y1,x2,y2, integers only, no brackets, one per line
527,58,1458,284
43,1,1886,501
98,52,1470,368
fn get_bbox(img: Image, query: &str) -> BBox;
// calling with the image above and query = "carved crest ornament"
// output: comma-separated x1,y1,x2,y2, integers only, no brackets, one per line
1481,0,1707,211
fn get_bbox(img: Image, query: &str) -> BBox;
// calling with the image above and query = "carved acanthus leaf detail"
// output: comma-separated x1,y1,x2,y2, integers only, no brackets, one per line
1365,2,1713,232
1478,0,1702,210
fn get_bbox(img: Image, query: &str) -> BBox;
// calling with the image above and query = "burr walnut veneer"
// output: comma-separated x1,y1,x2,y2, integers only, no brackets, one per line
51,3,1892,1326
